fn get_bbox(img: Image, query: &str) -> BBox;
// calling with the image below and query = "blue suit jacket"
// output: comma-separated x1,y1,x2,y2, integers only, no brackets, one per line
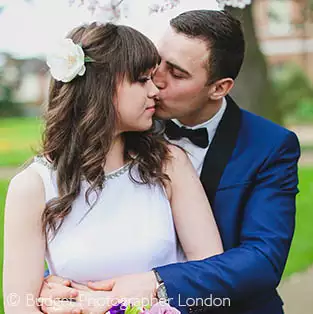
155,96,300,314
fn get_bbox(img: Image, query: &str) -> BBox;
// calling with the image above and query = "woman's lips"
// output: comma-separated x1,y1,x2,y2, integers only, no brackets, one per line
145,106,156,112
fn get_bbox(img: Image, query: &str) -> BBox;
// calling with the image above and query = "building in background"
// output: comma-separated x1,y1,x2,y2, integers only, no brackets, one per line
254,0,313,81
0,53,48,116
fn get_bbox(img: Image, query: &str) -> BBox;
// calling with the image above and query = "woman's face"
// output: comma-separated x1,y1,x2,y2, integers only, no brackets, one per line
115,68,159,133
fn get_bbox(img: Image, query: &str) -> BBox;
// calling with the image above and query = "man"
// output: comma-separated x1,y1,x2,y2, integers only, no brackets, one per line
42,10,300,314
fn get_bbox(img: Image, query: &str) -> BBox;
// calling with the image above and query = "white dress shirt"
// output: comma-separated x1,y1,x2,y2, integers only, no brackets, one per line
169,98,227,176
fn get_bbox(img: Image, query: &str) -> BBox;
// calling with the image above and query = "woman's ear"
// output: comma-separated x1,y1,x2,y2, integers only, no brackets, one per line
208,78,234,100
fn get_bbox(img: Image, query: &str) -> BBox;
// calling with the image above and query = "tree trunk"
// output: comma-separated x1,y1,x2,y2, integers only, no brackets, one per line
227,4,283,124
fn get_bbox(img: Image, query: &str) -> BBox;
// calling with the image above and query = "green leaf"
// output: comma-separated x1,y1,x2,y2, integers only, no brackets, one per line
125,304,142,314
84,56,95,63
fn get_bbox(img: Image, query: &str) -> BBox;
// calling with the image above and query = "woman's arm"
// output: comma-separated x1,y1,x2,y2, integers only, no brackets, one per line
3,168,46,314
165,145,223,261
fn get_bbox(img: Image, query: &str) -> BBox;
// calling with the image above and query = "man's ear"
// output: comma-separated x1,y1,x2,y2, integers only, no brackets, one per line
208,78,234,100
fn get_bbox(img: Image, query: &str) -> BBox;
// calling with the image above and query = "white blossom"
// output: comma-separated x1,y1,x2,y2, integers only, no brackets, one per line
217,0,251,9
46,38,86,83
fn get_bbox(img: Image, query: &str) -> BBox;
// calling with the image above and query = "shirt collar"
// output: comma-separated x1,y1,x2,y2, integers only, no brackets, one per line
172,97,227,143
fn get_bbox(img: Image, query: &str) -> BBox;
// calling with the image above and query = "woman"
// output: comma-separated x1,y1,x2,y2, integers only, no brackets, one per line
3,22,223,314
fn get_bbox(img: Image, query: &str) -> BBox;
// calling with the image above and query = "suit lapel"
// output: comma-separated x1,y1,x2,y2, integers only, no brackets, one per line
200,95,242,206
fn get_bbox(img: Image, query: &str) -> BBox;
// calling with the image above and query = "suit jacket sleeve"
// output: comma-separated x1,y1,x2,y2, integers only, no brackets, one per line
155,131,300,309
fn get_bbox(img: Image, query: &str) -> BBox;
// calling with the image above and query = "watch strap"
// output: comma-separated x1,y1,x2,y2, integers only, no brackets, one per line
153,269,163,284
152,269,168,301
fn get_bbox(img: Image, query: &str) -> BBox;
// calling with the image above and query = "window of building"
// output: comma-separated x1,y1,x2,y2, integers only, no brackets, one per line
267,0,292,36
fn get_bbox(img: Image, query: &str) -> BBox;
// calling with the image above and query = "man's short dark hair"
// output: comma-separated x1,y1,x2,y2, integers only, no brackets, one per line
170,10,245,83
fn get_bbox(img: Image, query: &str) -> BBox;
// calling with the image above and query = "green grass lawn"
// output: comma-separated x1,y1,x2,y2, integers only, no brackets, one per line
1,117,313,168
283,166,313,277
0,117,43,167
0,180,8,314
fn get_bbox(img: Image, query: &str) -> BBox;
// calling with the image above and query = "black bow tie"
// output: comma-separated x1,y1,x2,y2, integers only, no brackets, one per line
165,120,209,148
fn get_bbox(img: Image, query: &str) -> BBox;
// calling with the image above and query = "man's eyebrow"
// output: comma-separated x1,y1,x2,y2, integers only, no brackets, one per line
166,61,191,76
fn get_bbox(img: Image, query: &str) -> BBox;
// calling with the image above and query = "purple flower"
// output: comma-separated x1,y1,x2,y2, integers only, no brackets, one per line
147,303,181,314
110,303,127,314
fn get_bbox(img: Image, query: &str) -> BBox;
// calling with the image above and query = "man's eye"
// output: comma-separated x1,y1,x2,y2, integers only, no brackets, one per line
172,73,183,79
170,69,184,79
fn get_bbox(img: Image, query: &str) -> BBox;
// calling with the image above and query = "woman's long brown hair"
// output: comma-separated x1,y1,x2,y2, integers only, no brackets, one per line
41,23,170,239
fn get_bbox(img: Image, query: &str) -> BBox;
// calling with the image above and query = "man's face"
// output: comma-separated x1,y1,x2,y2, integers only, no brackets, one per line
153,27,211,121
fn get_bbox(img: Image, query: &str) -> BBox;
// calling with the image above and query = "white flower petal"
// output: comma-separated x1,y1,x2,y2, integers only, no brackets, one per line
62,71,80,83
46,37,88,82
78,65,86,76
76,44,85,59
49,67,66,82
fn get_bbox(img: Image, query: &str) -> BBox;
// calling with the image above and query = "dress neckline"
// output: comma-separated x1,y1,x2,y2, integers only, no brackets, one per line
104,162,131,179
34,156,130,180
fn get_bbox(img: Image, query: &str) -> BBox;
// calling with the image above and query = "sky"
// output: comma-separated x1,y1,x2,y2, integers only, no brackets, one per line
0,0,220,59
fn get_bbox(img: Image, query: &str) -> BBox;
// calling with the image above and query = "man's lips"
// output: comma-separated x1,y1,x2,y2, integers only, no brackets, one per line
155,98,164,106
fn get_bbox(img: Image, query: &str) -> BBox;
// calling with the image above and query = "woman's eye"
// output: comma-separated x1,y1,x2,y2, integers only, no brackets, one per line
138,76,151,83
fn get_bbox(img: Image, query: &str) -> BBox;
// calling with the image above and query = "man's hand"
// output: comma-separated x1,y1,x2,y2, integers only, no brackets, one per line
40,298,112,314
41,275,117,313
88,271,158,305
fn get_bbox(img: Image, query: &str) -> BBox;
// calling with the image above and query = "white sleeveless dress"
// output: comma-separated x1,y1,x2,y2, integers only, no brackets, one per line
29,157,185,284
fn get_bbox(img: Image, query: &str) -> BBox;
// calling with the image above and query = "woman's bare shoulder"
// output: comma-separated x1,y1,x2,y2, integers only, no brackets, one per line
6,167,46,212
165,144,193,174
167,144,190,165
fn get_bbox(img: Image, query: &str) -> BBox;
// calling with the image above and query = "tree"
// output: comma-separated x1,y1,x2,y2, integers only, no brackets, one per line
227,3,282,124
227,0,313,124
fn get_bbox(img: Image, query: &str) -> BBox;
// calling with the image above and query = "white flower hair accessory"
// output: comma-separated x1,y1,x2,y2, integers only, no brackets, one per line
217,0,251,9
46,38,94,83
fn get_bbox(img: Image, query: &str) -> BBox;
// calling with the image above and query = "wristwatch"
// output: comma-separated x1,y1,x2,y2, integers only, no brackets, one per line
152,269,169,301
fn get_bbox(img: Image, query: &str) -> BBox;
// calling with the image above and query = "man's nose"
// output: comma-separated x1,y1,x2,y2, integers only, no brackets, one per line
148,80,159,98
153,68,166,90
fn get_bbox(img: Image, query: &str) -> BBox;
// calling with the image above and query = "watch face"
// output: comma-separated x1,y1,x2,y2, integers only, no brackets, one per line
157,283,168,300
